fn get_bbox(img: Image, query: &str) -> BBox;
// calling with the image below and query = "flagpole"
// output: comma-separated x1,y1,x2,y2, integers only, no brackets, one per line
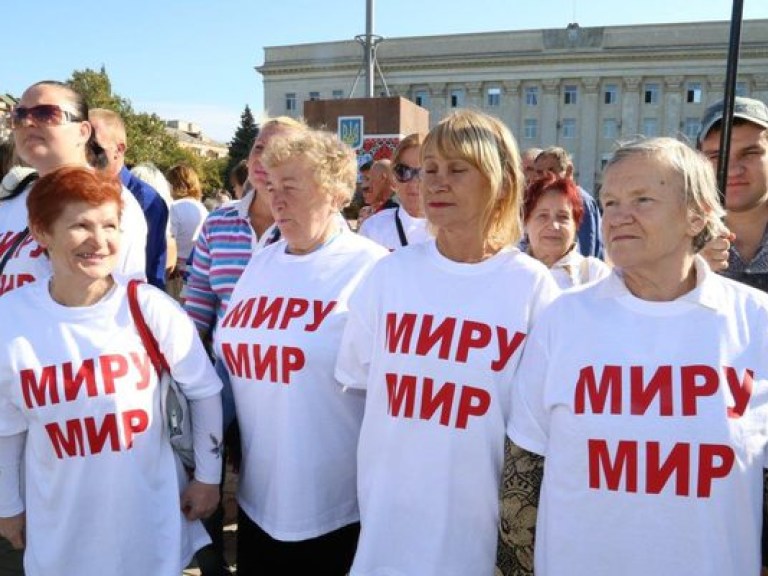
716,0,745,203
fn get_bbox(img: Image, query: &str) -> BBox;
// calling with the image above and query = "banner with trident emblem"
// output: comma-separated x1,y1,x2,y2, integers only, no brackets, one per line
338,116,364,150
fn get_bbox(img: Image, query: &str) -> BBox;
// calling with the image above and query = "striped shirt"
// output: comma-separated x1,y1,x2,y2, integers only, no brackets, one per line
182,189,279,336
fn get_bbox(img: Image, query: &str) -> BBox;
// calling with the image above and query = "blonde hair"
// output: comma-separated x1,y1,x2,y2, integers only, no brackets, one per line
393,133,425,165
166,164,203,201
604,137,728,250
421,109,524,249
261,129,357,209
89,108,127,145
260,115,308,133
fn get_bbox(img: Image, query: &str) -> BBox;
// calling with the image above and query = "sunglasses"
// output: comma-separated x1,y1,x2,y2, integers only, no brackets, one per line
9,104,82,129
393,163,421,183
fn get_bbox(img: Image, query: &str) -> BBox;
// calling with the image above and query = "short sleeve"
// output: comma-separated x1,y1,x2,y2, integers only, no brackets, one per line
335,265,379,390
507,325,551,456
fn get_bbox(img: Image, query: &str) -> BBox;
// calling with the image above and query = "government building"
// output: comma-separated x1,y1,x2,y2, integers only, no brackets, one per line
257,19,768,193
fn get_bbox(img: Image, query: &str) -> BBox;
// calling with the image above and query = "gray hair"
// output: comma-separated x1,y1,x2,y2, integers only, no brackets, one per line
604,137,727,251
130,162,173,208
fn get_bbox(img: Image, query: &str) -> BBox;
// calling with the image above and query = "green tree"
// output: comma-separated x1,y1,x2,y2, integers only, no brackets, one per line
124,111,187,170
68,66,131,115
66,67,221,185
225,104,258,186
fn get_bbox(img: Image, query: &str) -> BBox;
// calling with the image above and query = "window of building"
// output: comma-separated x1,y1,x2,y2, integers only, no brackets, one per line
414,89,429,107
736,82,748,97
604,84,618,105
487,87,501,107
525,86,539,106
642,118,658,137
602,118,618,139
564,85,578,105
686,82,702,104
561,118,576,139
683,118,700,141
600,153,612,171
332,89,344,99
309,91,320,101
450,88,465,108
285,92,297,111
643,83,660,105
524,118,538,139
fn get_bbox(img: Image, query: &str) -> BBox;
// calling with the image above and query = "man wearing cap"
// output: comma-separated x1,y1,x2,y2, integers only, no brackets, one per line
698,96,768,291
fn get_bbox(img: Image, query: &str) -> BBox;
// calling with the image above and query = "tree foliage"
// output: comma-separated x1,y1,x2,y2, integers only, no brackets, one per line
66,67,229,193
225,104,258,185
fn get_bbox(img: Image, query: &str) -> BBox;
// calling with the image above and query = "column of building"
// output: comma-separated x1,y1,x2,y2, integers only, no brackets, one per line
620,77,642,139
465,82,483,109
578,77,600,194
663,76,683,139
541,79,560,146
501,80,521,137
753,75,768,104
428,83,448,126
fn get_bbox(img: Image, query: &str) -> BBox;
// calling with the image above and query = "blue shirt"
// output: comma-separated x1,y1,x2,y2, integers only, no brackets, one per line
120,167,169,289
577,186,604,259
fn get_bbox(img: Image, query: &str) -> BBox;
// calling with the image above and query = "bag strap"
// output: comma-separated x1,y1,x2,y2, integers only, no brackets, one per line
394,208,408,247
127,279,169,375
0,172,39,204
0,227,30,277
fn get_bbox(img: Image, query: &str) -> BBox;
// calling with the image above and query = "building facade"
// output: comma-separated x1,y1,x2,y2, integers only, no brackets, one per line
0,95,18,141
257,19,768,193
165,120,228,159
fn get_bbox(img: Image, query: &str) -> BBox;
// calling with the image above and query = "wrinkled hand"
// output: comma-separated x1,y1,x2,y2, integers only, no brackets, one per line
180,480,219,521
700,232,734,272
0,513,25,550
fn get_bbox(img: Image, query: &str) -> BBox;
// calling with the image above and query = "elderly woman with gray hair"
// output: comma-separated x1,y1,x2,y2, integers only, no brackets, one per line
507,137,768,575
214,128,387,574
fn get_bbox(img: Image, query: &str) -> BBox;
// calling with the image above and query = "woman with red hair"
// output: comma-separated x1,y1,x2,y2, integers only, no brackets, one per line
0,167,223,576
523,175,610,288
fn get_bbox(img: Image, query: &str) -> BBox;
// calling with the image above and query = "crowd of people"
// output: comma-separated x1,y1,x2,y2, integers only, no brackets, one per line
0,76,767,576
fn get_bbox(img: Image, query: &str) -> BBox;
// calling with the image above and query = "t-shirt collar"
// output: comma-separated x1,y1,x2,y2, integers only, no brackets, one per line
596,255,720,310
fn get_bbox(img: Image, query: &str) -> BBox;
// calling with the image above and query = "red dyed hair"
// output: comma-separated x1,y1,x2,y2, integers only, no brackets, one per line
523,174,584,227
27,166,123,233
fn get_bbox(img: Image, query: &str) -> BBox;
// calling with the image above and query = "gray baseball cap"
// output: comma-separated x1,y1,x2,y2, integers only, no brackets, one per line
697,96,768,145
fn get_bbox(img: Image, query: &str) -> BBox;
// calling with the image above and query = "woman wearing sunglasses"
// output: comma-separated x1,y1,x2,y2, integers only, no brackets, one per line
0,80,147,299
357,133,432,251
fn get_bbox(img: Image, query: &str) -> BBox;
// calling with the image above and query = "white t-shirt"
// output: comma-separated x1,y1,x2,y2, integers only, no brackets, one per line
0,183,146,296
0,280,221,576
335,240,559,576
509,257,768,576
357,206,431,251
170,197,209,262
214,229,387,541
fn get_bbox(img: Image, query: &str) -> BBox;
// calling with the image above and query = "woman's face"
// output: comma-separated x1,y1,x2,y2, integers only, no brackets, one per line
600,154,702,276
13,84,90,175
248,125,288,190
266,155,337,254
393,145,423,217
33,200,121,285
421,146,489,236
525,189,577,266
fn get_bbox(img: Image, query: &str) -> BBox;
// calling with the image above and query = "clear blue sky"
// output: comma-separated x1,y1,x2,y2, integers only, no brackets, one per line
3,0,766,143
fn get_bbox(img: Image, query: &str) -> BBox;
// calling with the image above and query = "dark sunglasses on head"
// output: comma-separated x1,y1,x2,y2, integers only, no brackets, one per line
393,163,421,183
9,104,82,129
